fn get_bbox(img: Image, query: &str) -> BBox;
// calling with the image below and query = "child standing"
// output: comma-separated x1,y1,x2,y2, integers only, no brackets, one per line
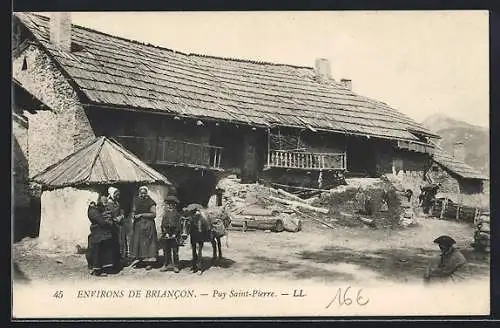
160,196,182,273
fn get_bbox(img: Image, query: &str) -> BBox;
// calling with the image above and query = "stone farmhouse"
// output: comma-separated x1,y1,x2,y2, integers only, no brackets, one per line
12,12,486,242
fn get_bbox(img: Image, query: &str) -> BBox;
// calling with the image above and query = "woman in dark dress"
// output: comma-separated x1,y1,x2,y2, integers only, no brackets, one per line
130,186,158,270
107,187,127,266
87,194,116,277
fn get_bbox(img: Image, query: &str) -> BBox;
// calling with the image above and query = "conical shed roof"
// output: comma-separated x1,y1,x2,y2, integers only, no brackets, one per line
32,136,172,189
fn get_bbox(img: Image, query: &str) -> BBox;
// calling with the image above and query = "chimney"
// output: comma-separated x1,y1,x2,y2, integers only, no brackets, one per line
49,12,72,52
340,78,352,90
453,142,466,162
314,58,331,83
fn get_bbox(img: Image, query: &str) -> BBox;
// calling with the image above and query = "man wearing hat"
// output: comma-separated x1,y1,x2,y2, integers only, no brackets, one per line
424,235,467,284
208,187,225,208
160,195,182,273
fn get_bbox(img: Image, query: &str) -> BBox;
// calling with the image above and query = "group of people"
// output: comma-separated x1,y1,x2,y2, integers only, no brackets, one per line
86,185,185,277
85,184,467,284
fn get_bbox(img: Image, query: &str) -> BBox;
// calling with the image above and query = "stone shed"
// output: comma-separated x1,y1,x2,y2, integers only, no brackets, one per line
32,136,173,252
427,145,488,195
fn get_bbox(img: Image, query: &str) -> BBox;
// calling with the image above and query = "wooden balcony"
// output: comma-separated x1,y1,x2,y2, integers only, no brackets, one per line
114,136,223,170
265,150,347,170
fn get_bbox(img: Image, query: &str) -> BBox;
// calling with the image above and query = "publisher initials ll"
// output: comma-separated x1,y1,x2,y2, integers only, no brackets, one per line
293,289,306,297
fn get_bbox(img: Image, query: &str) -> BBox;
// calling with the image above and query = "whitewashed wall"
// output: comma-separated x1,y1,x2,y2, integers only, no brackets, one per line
38,187,99,252
146,185,169,238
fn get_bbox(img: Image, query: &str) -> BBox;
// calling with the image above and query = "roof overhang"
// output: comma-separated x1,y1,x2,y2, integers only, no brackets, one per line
13,79,51,113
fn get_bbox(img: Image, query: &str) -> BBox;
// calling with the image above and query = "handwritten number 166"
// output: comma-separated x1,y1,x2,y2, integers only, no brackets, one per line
325,286,369,308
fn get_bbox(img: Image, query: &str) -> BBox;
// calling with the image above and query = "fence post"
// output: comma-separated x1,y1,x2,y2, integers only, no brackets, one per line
456,204,460,221
440,199,448,219
474,208,480,224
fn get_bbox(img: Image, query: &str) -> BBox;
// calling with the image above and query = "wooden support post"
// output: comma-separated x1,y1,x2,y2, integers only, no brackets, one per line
161,139,166,162
440,199,448,219
267,129,271,167
267,196,329,214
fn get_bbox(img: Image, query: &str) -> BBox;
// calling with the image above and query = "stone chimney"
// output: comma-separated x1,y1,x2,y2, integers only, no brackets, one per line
314,58,331,83
453,142,466,162
340,78,352,90
49,12,72,52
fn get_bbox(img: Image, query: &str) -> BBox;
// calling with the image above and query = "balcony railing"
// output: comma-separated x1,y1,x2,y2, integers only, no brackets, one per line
114,136,223,170
266,150,346,170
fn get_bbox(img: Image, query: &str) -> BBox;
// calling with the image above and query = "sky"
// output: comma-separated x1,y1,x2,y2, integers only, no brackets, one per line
36,11,489,128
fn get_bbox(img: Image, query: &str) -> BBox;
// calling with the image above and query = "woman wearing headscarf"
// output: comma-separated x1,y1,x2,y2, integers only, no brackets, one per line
87,194,115,276
107,187,127,266
130,186,158,270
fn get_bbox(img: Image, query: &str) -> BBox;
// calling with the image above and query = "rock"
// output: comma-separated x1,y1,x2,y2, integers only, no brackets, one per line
399,215,417,227
478,223,490,233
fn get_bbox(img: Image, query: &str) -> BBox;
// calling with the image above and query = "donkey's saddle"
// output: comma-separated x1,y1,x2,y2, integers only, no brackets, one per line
211,219,226,238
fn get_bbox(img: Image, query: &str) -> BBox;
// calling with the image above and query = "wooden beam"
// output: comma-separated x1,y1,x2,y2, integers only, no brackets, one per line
267,196,329,214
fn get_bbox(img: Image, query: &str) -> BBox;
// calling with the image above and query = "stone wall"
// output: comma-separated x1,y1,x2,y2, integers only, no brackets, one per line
12,44,95,177
12,113,30,208
426,163,460,194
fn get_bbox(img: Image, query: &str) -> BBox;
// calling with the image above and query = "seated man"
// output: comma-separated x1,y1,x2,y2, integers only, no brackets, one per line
424,235,467,284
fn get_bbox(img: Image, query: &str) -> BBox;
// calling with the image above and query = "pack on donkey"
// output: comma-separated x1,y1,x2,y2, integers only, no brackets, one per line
181,202,232,274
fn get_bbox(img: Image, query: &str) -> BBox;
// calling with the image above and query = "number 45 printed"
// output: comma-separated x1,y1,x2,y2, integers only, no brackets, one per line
53,290,64,299
325,286,369,309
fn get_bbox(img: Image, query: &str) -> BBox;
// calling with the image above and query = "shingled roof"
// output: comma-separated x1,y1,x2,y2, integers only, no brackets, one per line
32,136,173,189
15,12,438,143
432,144,488,181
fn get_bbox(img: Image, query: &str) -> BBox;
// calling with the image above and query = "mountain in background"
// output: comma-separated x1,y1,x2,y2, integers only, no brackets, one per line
422,114,489,176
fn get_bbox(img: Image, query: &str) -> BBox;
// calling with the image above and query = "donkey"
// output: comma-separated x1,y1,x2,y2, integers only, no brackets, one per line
180,207,231,274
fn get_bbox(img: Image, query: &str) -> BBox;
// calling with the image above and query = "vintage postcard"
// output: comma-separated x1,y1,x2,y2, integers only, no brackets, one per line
11,10,490,318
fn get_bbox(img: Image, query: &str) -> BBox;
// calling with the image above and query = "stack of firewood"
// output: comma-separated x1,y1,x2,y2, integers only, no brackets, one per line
474,212,490,253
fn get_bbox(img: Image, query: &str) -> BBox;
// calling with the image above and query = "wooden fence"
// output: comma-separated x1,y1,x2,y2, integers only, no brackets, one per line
430,198,484,222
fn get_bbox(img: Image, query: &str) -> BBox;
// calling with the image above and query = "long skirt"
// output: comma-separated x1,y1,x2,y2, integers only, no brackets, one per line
89,238,115,271
131,218,158,261
116,224,128,259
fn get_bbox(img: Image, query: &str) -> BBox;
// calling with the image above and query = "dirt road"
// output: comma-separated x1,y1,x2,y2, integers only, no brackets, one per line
13,216,489,285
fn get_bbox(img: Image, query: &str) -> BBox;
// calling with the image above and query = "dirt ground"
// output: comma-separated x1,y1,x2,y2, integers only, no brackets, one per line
13,216,490,286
